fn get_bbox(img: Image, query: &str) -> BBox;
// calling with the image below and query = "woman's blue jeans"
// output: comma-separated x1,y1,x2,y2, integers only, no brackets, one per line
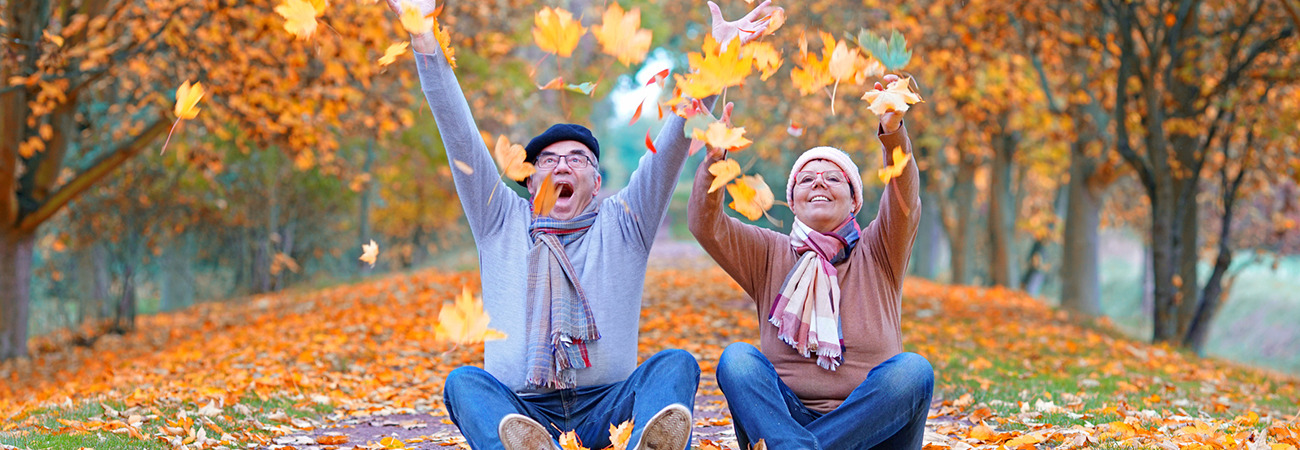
716,342,933,450
443,349,700,450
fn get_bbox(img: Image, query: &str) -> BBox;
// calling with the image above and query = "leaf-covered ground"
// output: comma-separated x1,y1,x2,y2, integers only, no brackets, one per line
2,250,1299,450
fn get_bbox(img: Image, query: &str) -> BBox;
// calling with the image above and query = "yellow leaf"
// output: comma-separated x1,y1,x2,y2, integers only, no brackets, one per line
726,174,773,221
707,159,742,194
378,42,409,66
608,420,634,450
533,7,585,58
675,36,753,99
743,41,783,81
827,39,858,81
877,146,911,184
359,239,378,267
400,1,434,35
493,135,536,181
790,51,831,96
532,173,560,217
591,3,652,66
309,0,327,15
174,80,204,120
432,18,457,69
380,436,406,448
861,77,923,116
968,423,997,442
435,286,507,345
559,430,587,450
274,0,318,39
1005,431,1048,448
693,122,752,151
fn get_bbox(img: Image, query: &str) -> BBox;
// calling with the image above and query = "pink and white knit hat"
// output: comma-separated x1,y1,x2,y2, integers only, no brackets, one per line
786,146,864,214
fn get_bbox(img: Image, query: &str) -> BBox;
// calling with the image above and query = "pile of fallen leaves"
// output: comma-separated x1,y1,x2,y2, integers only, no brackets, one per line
2,262,1298,449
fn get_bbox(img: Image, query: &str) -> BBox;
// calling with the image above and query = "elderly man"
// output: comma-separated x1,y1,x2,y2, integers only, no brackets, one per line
688,75,933,450
387,1,780,449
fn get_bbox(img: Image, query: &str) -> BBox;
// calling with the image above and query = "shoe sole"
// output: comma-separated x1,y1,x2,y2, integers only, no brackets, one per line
637,405,691,450
499,414,556,450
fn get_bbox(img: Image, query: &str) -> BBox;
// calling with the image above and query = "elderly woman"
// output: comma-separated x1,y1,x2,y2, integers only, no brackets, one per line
687,77,932,450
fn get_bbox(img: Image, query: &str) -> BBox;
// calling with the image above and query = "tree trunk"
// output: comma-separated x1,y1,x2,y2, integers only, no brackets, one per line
1060,141,1103,316
113,259,137,334
359,139,375,273
160,233,195,312
988,129,1018,287
0,231,35,360
949,162,978,285
910,188,943,280
1151,185,1180,343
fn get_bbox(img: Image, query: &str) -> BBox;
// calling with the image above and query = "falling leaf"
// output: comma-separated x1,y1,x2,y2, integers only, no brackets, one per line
532,173,560,216
538,76,565,91
693,121,752,151
645,129,657,153
827,39,859,81
744,41,783,81
708,159,742,193
434,286,507,345
493,135,535,181
452,159,474,175
174,81,204,120
377,42,409,66
565,82,596,96
630,100,646,125
431,18,457,69
274,0,319,39
790,39,831,96
533,7,585,58
609,420,634,450
646,68,670,87
878,146,911,184
787,120,804,137
359,239,378,267
591,3,652,66
853,29,912,70
861,76,923,116
674,36,753,99
726,174,774,221
400,1,434,35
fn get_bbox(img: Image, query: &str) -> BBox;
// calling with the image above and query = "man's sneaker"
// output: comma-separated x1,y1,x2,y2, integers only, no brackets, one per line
633,404,692,450
499,414,559,450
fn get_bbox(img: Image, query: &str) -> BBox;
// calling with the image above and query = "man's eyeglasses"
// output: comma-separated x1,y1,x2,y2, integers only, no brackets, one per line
535,154,594,170
795,170,847,188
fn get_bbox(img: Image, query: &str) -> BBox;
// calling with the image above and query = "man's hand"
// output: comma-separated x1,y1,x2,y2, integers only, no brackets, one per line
385,0,440,53
705,102,736,161
708,0,782,51
872,74,905,133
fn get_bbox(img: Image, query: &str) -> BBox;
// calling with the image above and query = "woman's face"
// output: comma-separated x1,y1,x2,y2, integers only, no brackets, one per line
790,159,855,233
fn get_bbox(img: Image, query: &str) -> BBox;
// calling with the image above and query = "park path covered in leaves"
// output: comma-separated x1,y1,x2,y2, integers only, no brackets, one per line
2,246,1299,449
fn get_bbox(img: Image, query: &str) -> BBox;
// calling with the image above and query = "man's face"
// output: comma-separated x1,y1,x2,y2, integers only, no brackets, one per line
526,140,601,220
790,159,856,233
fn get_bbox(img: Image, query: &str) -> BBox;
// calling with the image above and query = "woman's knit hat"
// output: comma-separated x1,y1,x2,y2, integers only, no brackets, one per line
786,146,864,214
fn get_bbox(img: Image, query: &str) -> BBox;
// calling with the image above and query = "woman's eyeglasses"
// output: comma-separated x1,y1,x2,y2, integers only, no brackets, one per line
795,170,847,187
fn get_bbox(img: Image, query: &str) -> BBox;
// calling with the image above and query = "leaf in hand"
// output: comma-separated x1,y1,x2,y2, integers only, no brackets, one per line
533,173,560,216
693,121,752,151
174,81,204,120
533,6,585,58
400,1,434,34
708,159,742,193
727,174,774,221
877,146,911,184
435,286,507,345
591,3,652,66
377,42,409,66
274,0,319,39
861,77,922,116
493,135,536,181
359,240,379,267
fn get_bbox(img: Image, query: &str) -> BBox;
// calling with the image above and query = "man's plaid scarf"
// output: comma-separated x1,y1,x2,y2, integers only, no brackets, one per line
524,209,601,389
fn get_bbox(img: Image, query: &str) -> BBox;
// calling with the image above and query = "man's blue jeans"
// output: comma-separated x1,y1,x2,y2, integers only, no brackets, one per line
716,342,933,450
443,349,700,450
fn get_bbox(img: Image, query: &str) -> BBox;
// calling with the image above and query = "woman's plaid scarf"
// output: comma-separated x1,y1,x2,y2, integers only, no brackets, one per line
769,216,860,370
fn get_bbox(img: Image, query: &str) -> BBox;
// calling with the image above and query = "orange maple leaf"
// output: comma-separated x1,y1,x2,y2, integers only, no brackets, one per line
493,135,535,182
399,1,433,35
533,7,585,57
674,36,752,99
727,174,774,221
435,286,507,345
708,159,742,194
877,146,911,184
861,76,923,116
559,430,587,450
174,81,203,120
359,239,379,267
693,122,752,151
377,42,408,66
790,49,831,96
591,3,652,66
432,18,456,69
532,173,560,216
274,0,318,39
609,420,634,450
743,41,783,81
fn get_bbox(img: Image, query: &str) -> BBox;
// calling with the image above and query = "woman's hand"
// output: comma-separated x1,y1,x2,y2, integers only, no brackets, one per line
872,74,905,133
